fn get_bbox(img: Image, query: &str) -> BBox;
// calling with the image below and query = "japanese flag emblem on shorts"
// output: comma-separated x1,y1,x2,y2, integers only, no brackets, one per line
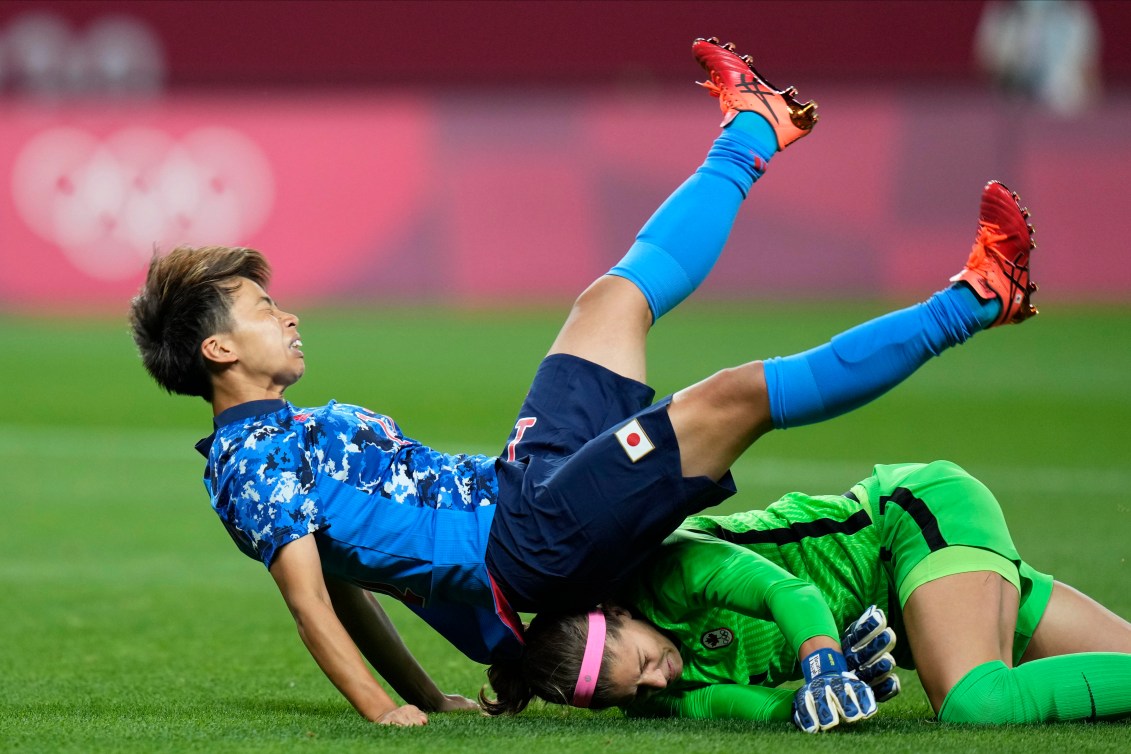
614,419,654,463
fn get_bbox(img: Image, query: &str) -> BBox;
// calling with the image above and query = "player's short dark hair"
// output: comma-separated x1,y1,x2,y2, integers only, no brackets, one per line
480,605,626,715
128,245,271,401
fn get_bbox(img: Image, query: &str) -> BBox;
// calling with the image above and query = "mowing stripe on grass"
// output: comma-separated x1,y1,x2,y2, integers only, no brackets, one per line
4,425,1128,497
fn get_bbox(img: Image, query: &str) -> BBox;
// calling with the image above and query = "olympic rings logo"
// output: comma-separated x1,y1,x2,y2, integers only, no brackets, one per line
11,126,275,281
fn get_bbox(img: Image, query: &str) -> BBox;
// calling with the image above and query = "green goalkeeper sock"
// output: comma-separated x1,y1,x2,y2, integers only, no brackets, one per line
939,655,1131,724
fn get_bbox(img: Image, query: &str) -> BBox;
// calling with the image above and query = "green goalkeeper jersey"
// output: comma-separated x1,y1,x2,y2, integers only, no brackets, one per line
622,491,886,721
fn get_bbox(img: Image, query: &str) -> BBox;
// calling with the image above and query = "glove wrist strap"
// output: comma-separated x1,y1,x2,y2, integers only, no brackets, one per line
801,648,848,681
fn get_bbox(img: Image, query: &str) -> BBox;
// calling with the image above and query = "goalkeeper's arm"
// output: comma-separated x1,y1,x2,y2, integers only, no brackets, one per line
661,529,841,654
654,531,878,732
626,683,794,721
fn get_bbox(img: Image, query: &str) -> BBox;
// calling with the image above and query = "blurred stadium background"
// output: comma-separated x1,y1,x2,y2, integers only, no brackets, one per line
2,0,1130,310
3,2,1130,751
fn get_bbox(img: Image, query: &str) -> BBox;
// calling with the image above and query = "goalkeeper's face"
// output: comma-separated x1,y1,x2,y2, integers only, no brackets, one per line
601,607,684,705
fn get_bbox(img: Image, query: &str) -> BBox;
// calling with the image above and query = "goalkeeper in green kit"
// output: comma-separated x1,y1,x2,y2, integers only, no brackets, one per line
482,461,1131,732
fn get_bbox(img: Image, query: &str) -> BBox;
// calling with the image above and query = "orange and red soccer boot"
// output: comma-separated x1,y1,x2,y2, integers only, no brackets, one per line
951,180,1039,327
692,36,817,150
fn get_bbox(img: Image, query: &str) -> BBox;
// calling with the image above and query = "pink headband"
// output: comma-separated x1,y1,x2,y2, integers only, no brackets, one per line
571,610,607,708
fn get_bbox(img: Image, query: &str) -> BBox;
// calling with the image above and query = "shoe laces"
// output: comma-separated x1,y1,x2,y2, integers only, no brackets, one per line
697,78,724,99
972,221,1020,272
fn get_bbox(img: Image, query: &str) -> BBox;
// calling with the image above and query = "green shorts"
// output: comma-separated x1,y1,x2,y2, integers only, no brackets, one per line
849,461,1054,665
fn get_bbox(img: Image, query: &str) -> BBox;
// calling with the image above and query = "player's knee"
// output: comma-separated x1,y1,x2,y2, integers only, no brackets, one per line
572,275,652,322
700,364,767,415
937,661,1024,724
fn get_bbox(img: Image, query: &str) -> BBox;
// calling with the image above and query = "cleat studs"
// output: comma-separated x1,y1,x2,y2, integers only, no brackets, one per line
789,101,819,129
722,42,737,52
706,36,720,45
1029,281,1039,292
785,86,799,97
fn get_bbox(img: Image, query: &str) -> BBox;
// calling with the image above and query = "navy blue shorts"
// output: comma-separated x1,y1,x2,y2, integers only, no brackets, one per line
485,354,736,612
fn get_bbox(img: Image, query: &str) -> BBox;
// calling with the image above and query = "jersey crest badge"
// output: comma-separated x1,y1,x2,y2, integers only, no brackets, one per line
614,419,654,462
701,627,734,649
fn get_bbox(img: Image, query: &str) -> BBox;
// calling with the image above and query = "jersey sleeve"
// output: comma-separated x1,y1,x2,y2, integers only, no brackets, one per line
648,529,839,653
625,683,794,721
219,426,321,570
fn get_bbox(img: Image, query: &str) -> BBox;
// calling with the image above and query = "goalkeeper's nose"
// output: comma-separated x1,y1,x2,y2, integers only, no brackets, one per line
640,665,669,690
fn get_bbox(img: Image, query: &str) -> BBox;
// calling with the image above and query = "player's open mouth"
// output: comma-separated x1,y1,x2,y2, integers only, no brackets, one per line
290,338,304,354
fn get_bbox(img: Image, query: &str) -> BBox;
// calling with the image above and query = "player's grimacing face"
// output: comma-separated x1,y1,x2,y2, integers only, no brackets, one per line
602,610,684,705
221,277,305,389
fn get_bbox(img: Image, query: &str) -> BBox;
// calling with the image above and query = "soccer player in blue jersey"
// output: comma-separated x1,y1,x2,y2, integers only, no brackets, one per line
129,37,1039,727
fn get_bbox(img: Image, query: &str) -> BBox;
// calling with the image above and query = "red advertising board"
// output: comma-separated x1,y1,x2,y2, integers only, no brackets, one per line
2,88,1130,311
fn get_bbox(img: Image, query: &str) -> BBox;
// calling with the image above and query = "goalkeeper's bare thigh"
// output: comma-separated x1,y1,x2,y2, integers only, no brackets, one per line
902,571,1020,712
1020,581,1131,662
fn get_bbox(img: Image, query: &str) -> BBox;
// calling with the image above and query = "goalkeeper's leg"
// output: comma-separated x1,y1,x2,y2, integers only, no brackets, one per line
902,570,1021,714
1021,581,1131,660
939,654,1131,723
905,572,1131,723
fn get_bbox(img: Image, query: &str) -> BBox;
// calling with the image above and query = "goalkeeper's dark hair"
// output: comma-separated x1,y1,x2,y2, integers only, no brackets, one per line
128,245,271,401
480,605,627,715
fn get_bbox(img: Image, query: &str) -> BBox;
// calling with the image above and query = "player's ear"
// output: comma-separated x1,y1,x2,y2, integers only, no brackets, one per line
201,334,237,365
607,605,632,621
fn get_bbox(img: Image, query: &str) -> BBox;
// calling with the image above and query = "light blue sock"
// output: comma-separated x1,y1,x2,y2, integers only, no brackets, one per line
763,285,1001,429
609,113,776,321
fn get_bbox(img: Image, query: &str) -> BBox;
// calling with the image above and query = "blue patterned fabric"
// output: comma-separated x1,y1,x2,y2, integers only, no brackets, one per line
196,398,522,662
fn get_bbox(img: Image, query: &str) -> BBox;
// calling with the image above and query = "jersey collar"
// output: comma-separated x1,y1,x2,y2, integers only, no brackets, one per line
194,398,289,457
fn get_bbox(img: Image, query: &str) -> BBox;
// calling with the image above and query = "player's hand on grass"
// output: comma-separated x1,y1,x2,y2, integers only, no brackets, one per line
792,649,877,734
436,693,481,712
841,604,901,703
376,704,429,726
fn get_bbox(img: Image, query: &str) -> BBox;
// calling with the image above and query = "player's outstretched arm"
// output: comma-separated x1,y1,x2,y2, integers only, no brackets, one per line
627,683,794,721
325,577,478,713
269,536,428,726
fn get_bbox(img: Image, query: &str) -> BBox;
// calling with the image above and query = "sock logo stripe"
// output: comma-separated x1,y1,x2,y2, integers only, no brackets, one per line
1082,673,1097,722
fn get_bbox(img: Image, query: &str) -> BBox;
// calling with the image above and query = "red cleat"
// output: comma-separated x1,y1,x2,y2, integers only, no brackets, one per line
951,180,1039,327
692,36,817,150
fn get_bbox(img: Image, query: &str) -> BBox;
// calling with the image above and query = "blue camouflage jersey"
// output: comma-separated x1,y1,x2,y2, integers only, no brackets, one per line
194,398,524,663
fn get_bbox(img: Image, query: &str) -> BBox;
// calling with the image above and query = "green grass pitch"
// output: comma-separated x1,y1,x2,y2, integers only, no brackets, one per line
3,301,1130,753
